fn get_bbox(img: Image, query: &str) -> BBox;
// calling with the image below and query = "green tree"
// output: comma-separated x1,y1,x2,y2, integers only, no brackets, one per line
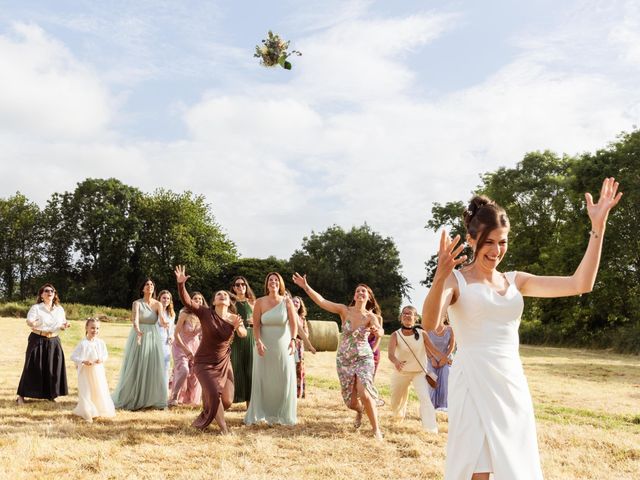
138,189,238,299
40,192,76,296
289,224,410,325
422,200,466,287
423,131,640,352
0,193,42,299
61,178,144,306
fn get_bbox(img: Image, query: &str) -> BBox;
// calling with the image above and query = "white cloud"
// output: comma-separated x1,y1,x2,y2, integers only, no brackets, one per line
2,2,640,307
0,23,113,139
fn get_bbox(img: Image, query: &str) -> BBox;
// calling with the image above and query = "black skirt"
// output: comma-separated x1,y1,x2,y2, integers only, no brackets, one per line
17,332,68,400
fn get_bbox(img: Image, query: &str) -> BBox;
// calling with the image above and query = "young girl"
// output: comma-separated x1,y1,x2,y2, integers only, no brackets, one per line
71,318,116,422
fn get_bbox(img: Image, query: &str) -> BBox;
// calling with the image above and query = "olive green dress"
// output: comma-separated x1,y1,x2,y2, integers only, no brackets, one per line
231,300,254,403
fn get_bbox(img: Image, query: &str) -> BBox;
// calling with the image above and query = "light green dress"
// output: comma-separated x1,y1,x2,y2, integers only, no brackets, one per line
244,300,296,425
112,300,168,410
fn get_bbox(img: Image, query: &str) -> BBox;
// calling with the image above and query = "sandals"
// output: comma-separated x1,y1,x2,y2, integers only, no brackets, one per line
354,407,364,428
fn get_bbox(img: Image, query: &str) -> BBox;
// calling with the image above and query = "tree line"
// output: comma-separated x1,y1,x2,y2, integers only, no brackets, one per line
0,178,409,324
424,130,640,352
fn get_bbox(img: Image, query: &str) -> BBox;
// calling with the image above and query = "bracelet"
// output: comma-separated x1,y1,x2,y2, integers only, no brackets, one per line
589,229,601,239
290,337,296,342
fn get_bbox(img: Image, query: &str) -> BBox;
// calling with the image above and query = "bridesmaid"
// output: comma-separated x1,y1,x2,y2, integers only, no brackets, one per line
169,292,204,406
292,296,316,398
427,314,455,411
157,289,176,392
292,273,384,439
244,272,298,426
175,265,246,433
17,283,71,404
229,276,256,408
112,278,169,410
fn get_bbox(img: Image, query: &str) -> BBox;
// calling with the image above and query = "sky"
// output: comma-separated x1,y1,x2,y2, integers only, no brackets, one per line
1,0,639,304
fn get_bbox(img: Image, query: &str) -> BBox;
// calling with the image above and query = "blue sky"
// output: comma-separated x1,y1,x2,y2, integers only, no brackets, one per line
1,0,639,303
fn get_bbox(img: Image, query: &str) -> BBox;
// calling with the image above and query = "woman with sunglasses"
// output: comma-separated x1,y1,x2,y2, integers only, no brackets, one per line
17,283,71,404
229,276,256,408
387,305,440,432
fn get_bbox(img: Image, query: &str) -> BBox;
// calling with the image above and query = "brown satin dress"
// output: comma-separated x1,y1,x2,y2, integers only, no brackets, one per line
178,282,235,429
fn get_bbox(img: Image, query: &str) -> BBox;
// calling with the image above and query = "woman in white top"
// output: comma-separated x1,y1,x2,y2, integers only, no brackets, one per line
388,305,440,432
422,178,622,480
17,283,71,404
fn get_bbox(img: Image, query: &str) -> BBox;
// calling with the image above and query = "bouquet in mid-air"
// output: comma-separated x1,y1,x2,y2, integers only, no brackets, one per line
254,31,301,70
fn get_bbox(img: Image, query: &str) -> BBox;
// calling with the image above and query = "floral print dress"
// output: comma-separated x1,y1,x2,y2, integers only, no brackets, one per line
336,318,379,405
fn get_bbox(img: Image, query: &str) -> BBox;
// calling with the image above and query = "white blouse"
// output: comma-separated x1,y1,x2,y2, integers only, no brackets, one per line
394,329,429,373
26,303,67,333
70,338,109,366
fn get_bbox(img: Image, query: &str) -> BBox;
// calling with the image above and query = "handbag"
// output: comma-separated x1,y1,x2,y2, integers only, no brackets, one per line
397,330,438,389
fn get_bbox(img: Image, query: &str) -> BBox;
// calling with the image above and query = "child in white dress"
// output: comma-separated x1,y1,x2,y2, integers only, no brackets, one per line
71,318,116,422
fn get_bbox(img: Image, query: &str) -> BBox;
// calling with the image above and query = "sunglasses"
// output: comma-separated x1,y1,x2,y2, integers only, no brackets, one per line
234,283,246,287
43,288,55,293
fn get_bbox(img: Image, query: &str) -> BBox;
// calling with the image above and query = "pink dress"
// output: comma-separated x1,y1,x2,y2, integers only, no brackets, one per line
170,313,202,405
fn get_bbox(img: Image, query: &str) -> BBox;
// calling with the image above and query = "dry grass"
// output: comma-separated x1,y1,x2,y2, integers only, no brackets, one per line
1,317,638,480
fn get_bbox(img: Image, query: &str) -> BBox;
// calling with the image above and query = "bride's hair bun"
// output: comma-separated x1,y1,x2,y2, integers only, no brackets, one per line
463,196,491,231
462,195,509,263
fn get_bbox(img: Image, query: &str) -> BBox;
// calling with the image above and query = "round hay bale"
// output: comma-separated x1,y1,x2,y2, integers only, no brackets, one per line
307,320,339,352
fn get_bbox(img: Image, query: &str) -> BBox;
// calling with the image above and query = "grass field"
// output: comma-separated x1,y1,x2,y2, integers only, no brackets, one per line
1,317,638,479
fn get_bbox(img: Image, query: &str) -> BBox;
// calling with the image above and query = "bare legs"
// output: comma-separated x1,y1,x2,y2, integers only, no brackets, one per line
347,376,382,439
471,474,490,480
214,372,235,434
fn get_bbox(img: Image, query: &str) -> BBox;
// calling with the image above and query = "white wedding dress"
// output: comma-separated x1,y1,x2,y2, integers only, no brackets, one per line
445,270,543,479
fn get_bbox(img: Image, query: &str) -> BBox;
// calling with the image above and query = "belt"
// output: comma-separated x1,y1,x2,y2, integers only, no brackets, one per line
32,330,58,338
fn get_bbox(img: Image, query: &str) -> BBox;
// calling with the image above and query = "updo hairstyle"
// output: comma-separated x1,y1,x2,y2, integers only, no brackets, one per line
463,195,510,261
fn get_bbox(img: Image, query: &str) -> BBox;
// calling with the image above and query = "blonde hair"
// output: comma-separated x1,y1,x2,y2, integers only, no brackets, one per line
84,317,100,334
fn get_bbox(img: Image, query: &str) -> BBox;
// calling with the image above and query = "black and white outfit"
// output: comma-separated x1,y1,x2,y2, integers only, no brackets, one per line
17,303,68,400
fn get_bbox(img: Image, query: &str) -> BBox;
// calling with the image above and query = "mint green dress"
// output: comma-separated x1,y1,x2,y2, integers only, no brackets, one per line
112,300,168,410
244,300,296,425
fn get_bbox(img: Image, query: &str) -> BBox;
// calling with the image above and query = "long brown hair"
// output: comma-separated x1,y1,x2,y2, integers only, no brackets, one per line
293,296,308,319
157,290,175,318
138,277,157,299
463,195,510,263
230,275,256,302
37,283,60,307
348,283,382,316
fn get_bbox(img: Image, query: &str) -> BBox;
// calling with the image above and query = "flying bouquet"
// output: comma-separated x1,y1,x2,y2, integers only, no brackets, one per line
254,31,301,70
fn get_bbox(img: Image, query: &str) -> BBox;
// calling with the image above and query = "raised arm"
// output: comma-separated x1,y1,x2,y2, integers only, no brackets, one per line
422,231,467,330
174,265,201,312
292,273,348,317
517,177,622,298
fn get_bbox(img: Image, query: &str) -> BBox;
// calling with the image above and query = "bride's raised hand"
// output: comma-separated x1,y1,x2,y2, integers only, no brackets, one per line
434,230,467,280
586,177,622,232
174,265,190,283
